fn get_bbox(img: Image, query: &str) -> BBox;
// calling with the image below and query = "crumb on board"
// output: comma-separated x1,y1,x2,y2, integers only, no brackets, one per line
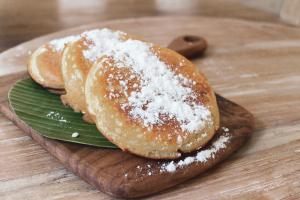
46,111,68,123
222,127,229,132
160,135,230,173
72,132,79,138
131,135,231,175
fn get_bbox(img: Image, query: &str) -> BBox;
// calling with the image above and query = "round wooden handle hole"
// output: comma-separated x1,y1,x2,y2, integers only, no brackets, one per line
183,36,200,43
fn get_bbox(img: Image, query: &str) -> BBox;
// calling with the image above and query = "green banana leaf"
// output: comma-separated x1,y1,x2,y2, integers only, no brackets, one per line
8,78,117,148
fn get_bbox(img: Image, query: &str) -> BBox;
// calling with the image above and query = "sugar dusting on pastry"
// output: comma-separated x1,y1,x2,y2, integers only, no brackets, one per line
81,29,127,61
82,28,212,133
49,35,81,52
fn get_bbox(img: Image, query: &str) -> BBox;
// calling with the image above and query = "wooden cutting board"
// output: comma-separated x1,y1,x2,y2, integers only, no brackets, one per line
2,93,253,198
0,17,300,199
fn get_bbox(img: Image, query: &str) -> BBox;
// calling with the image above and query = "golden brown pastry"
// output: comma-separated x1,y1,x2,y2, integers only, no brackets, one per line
85,35,220,159
60,29,132,122
28,35,80,89
28,28,219,159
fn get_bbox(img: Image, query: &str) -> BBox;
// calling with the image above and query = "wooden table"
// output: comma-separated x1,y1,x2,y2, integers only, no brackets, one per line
1,1,300,199
0,0,280,53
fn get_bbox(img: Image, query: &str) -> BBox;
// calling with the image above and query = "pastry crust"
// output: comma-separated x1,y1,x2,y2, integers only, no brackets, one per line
60,39,94,122
27,28,219,159
28,36,80,89
60,29,135,123
86,43,220,159
28,45,64,89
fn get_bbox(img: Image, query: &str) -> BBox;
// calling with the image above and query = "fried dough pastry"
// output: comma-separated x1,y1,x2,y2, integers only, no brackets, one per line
28,35,80,89
85,37,220,159
60,29,132,122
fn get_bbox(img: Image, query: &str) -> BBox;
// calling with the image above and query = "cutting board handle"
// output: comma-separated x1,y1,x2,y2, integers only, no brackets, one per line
168,35,207,59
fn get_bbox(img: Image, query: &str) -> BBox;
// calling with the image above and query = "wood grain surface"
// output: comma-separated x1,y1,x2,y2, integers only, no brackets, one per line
0,16,300,199
0,0,280,52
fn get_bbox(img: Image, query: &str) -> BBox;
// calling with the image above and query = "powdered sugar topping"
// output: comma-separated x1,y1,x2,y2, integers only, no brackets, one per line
49,35,81,52
83,28,212,132
82,29,126,61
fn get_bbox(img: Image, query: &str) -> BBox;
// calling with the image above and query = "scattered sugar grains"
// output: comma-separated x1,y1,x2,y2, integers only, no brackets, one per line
71,132,79,138
160,135,230,173
49,35,80,52
82,28,212,132
129,133,230,175
46,111,68,123
222,127,229,132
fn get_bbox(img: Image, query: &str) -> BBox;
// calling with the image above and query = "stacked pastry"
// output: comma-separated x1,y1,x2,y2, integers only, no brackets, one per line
28,28,220,159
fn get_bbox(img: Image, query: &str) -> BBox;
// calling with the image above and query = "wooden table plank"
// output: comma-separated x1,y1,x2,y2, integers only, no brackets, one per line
149,141,300,200
0,0,280,52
